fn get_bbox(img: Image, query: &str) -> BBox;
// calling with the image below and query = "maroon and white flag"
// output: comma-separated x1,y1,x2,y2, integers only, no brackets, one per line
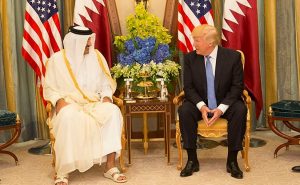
73,0,112,67
222,0,263,118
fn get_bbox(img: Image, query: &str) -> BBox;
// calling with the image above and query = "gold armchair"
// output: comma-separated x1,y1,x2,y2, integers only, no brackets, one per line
46,96,126,172
173,51,251,172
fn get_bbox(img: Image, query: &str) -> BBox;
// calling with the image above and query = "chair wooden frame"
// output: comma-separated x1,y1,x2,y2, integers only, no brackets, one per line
0,114,21,165
173,50,251,172
46,96,126,172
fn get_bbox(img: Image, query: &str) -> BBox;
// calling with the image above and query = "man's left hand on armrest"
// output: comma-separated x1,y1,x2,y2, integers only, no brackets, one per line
102,96,112,103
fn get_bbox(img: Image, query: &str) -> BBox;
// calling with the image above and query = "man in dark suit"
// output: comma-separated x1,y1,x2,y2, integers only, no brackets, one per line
178,24,246,179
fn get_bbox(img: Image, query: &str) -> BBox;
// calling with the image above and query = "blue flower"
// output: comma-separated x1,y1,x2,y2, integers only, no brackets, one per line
135,37,156,52
132,48,151,64
134,37,143,48
118,53,134,66
124,39,135,54
152,44,170,63
117,37,170,65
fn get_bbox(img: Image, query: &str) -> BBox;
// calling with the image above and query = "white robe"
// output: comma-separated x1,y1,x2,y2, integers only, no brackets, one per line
43,49,122,176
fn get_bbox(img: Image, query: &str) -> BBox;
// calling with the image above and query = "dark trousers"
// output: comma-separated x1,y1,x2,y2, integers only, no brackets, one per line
178,100,247,151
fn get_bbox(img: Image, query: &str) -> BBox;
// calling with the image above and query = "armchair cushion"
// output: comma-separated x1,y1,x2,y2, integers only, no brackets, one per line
198,118,228,137
271,100,300,118
0,110,17,126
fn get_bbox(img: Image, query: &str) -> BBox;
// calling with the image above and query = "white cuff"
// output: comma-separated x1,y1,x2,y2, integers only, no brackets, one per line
218,104,229,114
196,101,206,111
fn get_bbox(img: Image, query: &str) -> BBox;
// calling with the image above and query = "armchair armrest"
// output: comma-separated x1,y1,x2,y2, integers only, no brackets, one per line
173,91,185,105
46,101,53,118
113,96,123,108
242,89,252,130
242,89,252,106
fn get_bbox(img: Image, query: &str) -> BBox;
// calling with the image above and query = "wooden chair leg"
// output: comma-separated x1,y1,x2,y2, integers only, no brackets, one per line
120,126,126,172
48,131,56,168
243,133,250,172
50,139,56,167
176,122,183,170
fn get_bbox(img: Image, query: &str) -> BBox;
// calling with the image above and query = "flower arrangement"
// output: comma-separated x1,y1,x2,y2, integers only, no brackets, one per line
111,3,181,94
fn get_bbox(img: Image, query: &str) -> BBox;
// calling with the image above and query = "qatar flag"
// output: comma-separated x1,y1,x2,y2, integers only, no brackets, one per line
222,0,262,118
73,0,112,67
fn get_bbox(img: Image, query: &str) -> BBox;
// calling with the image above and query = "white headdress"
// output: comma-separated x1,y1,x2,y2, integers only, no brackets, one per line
63,26,96,75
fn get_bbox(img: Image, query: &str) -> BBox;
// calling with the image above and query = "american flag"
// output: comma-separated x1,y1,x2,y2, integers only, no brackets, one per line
22,0,62,80
178,0,214,53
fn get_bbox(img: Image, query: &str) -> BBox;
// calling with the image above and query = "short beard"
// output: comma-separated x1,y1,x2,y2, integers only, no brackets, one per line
84,48,89,55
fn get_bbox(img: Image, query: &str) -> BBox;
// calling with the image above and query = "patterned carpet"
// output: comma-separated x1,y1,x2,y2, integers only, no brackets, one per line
0,131,300,185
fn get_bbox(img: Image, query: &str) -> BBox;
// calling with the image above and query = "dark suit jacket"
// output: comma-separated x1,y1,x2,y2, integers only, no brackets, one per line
183,46,244,107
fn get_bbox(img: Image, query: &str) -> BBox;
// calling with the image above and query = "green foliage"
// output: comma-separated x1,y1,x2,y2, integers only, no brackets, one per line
114,3,172,52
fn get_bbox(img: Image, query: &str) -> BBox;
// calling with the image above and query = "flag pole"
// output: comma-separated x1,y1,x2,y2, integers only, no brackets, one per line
22,0,63,155
28,82,52,155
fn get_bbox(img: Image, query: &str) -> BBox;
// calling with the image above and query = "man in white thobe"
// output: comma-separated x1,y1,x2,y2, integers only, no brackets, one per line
43,26,127,184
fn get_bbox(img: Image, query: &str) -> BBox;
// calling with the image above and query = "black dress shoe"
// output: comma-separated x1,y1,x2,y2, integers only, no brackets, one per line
292,166,300,172
180,161,199,177
226,162,243,179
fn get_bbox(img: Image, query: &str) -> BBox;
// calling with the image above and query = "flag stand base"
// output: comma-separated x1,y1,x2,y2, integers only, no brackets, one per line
28,140,51,155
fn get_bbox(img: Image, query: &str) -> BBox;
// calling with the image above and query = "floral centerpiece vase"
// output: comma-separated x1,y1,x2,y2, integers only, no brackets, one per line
111,3,181,99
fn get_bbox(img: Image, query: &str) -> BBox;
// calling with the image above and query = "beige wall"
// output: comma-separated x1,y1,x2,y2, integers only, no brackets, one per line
115,0,167,35
148,0,166,22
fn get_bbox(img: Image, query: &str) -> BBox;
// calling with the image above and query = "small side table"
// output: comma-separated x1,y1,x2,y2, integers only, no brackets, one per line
268,100,300,158
124,98,172,165
0,111,21,165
